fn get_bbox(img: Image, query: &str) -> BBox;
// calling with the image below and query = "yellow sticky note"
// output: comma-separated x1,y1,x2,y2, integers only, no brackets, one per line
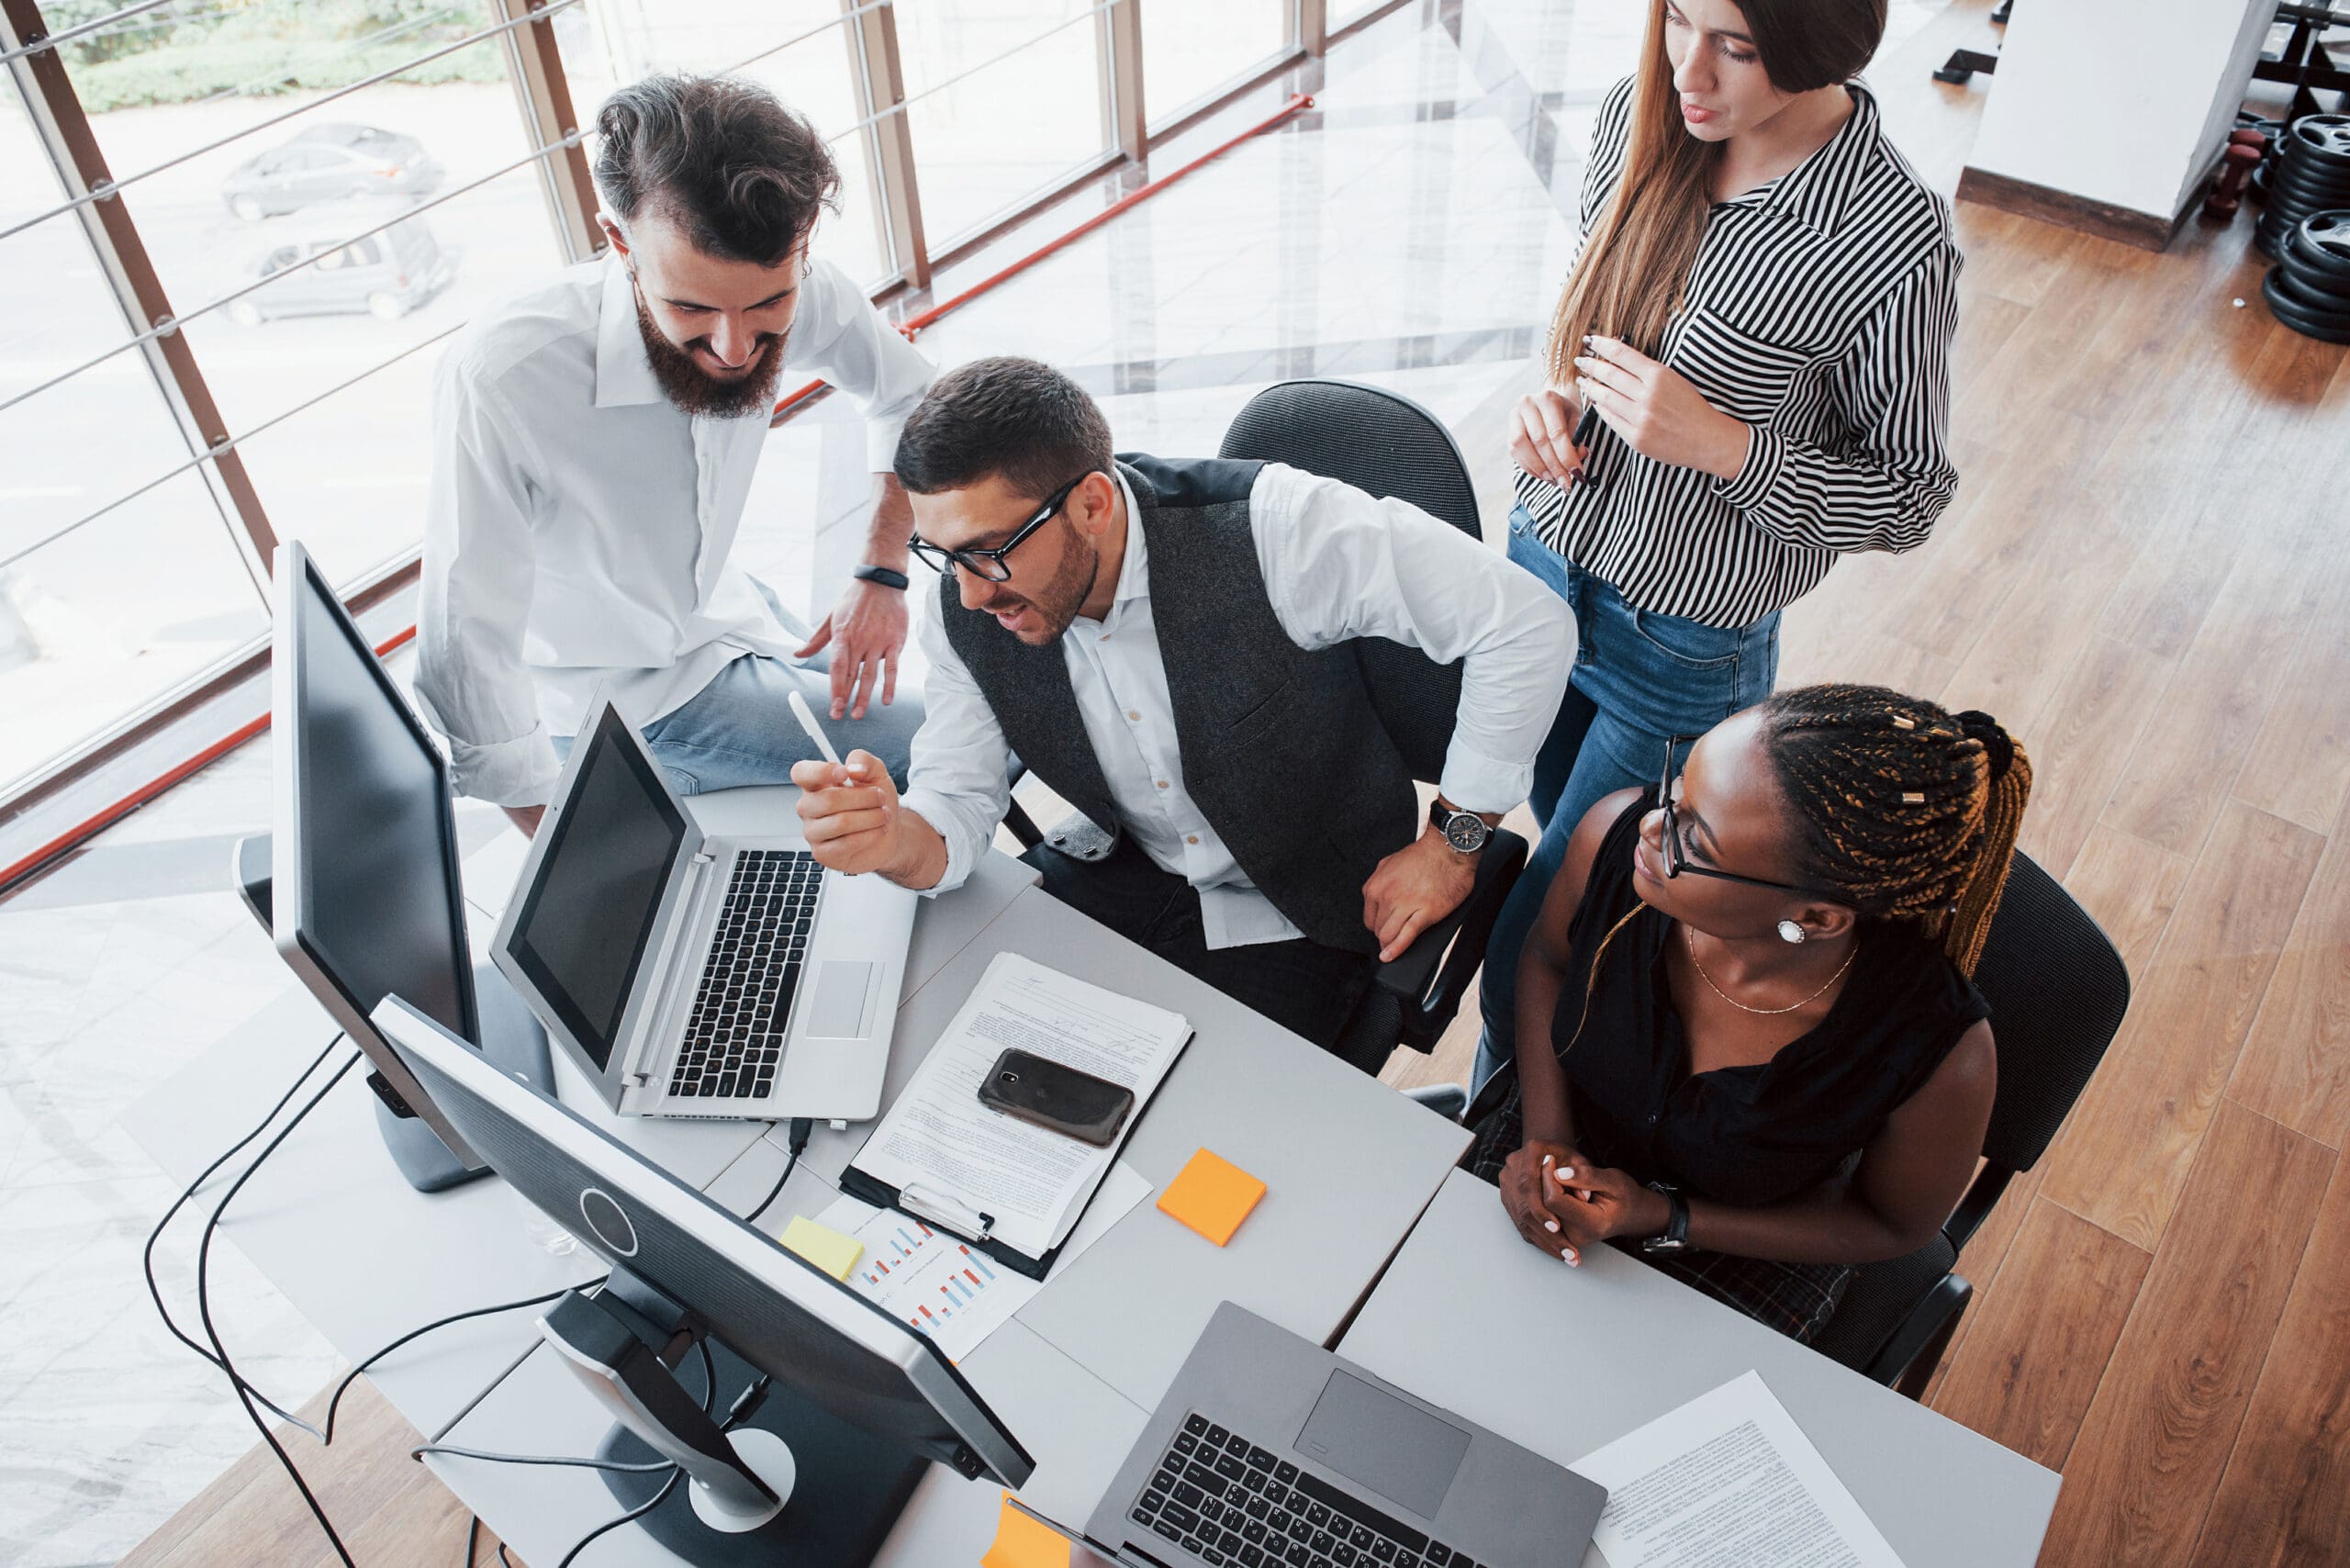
778,1216,863,1282
981,1491,1070,1568
1156,1148,1266,1247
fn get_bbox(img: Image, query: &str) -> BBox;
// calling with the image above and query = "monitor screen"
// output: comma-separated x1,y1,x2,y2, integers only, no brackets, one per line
375,997,1032,1486
503,706,686,1070
287,555,475,1046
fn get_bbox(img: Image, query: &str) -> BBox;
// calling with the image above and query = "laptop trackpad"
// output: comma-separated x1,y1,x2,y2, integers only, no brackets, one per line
802,961,873,1039
1295,1372,1471,1521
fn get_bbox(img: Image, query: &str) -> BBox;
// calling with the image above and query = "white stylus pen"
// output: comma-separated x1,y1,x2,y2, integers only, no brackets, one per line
786,689,847,769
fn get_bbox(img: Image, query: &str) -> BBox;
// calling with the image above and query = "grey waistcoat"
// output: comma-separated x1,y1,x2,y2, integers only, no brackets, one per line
941,454,1417,955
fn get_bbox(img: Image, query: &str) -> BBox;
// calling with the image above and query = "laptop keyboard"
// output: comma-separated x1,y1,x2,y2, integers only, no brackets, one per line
1132,1412,1483,1568
666,848,822,1101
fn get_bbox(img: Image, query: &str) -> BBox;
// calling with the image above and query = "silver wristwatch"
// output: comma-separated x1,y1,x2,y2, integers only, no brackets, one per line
1427,799,1492,855
1639,1182,1693,1255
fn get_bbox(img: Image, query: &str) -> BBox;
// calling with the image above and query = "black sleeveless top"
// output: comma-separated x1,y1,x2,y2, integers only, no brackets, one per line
1550,800,1990,1206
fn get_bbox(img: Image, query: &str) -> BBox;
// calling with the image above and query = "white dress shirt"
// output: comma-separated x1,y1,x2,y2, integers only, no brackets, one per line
899,464,1572,948
416,255,934,805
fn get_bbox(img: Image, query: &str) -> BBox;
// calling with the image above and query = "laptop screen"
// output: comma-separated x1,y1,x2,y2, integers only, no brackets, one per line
505,707,687,1070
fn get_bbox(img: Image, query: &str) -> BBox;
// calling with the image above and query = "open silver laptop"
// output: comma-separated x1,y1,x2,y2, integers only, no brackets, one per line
491,698,915,1123
1082,1303,1606,1568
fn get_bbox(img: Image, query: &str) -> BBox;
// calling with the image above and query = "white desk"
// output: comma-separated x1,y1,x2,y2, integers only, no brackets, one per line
1337,1170,2061,1568
120,788,1036,1445
426,879,1474,1562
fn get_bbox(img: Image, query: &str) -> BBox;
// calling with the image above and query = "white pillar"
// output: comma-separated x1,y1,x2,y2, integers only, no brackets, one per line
1958,0,2277,249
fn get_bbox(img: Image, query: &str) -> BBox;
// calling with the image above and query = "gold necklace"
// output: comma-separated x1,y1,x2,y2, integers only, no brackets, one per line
1683,925,1856,1016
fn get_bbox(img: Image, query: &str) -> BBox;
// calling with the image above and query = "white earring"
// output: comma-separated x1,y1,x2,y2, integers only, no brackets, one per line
1777,920,1807,945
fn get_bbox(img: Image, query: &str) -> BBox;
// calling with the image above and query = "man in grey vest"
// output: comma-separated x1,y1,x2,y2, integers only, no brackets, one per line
792,358,1571,1063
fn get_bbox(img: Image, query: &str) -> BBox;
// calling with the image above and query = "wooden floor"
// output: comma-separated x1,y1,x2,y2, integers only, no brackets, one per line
131,6,2350,1564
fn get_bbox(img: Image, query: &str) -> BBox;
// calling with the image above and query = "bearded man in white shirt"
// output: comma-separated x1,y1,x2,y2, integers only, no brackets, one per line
790,358,1572,1064
418,75,933,835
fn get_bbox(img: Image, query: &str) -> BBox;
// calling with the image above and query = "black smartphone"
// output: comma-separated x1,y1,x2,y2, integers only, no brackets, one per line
976,1048,1135,1148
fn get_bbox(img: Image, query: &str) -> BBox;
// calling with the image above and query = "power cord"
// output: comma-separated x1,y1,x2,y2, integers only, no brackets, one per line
193,1047,364,1568
321,1278,609,1444
415,1444,672,1473
162,1052,810,1564
142,1029,348,1436
744,1116,815,1226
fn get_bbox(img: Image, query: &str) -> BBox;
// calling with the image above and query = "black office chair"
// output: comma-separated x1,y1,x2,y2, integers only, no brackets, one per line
1808,849,2131,1397
1001,379,1530,1072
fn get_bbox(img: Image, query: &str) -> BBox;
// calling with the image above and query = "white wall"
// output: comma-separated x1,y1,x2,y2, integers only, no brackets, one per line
1968,0,2275,220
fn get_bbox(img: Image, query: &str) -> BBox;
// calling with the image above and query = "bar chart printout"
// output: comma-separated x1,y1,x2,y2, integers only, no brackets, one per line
818,1195,1041,1361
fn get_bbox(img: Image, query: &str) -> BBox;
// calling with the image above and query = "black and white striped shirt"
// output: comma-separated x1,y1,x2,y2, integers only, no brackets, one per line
1516,78,1962,628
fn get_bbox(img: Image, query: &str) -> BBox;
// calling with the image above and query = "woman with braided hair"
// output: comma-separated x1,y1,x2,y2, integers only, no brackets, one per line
1465,684,2030,1342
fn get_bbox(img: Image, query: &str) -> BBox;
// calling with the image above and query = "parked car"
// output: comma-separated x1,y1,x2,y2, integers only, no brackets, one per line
225,214,457,325
219,124,442,221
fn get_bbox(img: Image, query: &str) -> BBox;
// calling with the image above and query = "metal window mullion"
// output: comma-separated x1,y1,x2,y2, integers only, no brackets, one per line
1,0,277,571
845,0,929,291
1104,0,1145,162
1299,0,1328,57
495,0,603,263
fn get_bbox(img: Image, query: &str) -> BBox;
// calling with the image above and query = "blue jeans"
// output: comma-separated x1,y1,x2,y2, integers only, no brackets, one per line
552,609,924,796
1473,508,1781,1089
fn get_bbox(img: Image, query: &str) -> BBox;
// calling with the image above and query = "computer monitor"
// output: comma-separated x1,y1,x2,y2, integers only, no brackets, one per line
374,995,1033,1564
264,541,551,1192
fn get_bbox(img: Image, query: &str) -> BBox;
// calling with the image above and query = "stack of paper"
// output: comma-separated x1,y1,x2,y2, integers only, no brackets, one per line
850,952,1192,1260
1570,1371,1904,1568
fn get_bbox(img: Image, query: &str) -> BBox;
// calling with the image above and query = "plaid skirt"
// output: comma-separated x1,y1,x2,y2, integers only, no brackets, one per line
1464,1079,1853,1345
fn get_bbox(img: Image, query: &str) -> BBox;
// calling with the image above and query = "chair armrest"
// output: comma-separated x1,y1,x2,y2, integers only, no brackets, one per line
1372,826,1528,1053
1002,754,1044,849
1865,1271,1972,1392
1942,1164,2014,1257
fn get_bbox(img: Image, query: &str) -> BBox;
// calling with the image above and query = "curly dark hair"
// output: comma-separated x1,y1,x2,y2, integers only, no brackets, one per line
594,74,838,265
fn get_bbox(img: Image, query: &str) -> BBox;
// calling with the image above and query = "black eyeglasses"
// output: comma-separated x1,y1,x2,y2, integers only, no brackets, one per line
1655,735,1822,899
908,472,1092,583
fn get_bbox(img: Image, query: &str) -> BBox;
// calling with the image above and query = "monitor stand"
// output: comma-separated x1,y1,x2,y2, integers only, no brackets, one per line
232,834,554,1193
382,960,552,1193
543,1282,926,1568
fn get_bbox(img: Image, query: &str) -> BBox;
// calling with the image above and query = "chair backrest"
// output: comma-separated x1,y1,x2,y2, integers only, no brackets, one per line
1968,849,2132,1172
1217,379,1478,782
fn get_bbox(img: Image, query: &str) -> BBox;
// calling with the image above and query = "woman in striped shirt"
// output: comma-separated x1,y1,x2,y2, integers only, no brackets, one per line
1477,0,1963,1085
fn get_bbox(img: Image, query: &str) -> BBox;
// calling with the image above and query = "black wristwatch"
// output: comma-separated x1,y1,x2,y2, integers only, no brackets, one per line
853,563,911,591
1427,799,1492,856
1639,1182,1693,1255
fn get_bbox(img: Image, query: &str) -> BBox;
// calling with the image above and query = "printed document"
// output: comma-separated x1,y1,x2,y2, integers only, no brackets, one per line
851,952,1191,1258
1570,1371,1903,1568
816,1162,1152,1361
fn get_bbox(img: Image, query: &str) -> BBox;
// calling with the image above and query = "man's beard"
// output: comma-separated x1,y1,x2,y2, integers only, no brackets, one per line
998,521,1100,645
633,291,788,419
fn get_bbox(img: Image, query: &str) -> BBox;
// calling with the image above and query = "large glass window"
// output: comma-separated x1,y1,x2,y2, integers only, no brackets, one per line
0,81,269,797
1143,0,1292,130
32,0,576,593
896,0,1116,249
554,0,895,288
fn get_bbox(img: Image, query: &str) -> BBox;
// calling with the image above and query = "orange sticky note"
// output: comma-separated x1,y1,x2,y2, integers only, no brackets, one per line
1156,1148,1266,1246
981,1491,1070,1568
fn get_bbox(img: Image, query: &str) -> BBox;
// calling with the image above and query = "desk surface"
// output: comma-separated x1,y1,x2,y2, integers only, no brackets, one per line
430,883,1472,1562
120,789,1036,1442
1337,1170,2061,1568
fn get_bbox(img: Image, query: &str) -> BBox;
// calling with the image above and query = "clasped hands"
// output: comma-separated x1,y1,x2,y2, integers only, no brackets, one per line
794,756,1478,962
1499,1139,1672,1266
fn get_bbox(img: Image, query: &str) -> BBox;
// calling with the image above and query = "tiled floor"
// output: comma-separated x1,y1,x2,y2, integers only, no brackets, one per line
0,3,1959,1562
